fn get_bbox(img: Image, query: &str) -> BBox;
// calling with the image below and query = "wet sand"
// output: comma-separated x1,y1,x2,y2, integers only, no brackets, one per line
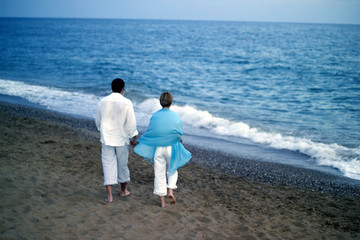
0,102,359,239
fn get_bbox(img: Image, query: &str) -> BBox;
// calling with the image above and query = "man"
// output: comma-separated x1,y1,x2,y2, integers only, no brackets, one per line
95,78,138,203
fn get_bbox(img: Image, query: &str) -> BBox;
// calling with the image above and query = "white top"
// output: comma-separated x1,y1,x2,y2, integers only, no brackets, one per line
95,93,138,146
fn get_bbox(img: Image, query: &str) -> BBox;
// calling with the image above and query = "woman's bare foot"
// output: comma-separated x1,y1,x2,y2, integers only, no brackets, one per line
168,188,176,204
120,189,131,197
168,194,176,204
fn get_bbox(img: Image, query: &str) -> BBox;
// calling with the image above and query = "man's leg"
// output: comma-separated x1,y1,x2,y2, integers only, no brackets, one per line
102,144,118,203
120,182,130,197
115,145,131,197
105,185,113,203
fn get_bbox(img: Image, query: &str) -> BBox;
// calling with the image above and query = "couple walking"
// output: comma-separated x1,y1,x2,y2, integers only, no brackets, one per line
95,78,191,207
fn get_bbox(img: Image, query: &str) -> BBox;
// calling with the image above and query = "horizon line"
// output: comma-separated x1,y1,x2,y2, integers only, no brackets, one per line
0,16,359,26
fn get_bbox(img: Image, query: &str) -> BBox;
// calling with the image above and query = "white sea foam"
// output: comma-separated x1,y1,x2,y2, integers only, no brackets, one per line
0,79,101,118
136,98,360,181
1,79,359,180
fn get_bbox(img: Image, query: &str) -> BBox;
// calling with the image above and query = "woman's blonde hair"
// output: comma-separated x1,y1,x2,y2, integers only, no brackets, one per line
160,91,173,108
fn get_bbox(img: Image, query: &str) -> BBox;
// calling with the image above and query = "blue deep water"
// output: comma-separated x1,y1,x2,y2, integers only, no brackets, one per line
1,18,359,180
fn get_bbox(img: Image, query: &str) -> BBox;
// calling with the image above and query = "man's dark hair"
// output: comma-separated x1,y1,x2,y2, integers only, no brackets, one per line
112,78,125,93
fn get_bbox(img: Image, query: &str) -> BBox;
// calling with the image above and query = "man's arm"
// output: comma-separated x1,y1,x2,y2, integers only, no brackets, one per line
125,102,139,139
95,106,101,130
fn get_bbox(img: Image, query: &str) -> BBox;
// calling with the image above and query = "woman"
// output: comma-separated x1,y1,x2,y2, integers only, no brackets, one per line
134,92,191,207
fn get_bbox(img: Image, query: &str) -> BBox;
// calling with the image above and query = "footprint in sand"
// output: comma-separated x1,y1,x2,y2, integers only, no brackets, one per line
195,216,212,224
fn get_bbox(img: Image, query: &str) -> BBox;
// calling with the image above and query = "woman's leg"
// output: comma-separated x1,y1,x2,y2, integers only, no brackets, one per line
167,171,178,204
166,147,177,204
154,147,167,207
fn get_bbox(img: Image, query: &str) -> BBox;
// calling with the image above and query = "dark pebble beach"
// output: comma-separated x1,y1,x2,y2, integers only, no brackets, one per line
1,101,358,198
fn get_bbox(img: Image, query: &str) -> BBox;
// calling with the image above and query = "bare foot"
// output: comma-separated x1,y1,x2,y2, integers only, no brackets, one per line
169,194,176,204
105,195,113,203
120,189,131,197
160,196,166,208
105,185,113,203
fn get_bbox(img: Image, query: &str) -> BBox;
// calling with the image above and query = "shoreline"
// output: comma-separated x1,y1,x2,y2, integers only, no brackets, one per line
0,101,359,198
1,101,360,239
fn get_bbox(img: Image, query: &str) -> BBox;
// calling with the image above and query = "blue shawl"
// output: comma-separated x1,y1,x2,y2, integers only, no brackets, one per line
134,108,191,175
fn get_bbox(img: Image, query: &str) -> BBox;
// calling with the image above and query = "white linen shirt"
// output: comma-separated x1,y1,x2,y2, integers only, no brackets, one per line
95,93,138,146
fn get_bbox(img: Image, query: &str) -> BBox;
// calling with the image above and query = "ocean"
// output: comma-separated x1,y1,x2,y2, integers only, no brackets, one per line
1,18,359,181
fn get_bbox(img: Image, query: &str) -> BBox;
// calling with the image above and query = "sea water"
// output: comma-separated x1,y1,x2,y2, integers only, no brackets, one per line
0,18,359,180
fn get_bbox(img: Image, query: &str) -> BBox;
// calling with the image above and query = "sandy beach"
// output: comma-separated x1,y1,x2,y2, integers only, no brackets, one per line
1,102,359,240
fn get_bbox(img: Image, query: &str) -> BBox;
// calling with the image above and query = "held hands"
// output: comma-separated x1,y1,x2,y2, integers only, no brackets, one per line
130,136,138,148
130,136,182,148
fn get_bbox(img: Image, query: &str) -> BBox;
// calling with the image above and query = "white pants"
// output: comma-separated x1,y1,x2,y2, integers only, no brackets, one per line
101,144,130,186
154,146,178,196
